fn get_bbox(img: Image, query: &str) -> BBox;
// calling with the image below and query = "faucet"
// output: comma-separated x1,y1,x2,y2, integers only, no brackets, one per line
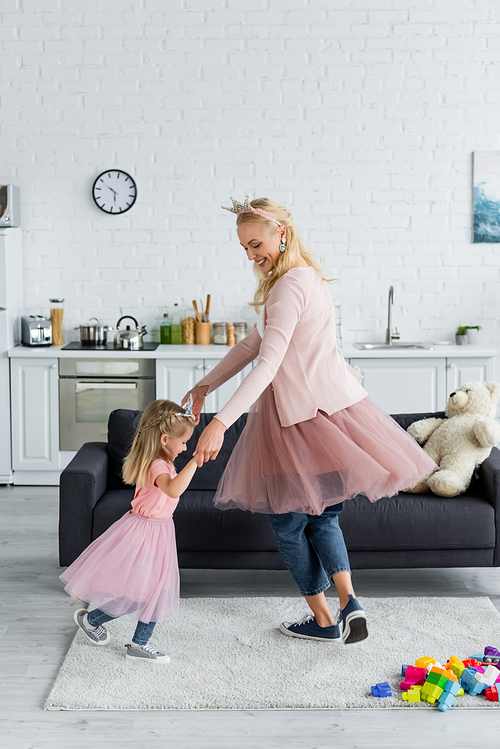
385,286,400,345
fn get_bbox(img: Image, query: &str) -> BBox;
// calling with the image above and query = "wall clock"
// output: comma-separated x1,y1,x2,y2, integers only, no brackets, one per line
92,170,137,214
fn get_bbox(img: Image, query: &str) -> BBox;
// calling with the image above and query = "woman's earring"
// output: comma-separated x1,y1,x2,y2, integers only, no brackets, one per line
280,243,286,252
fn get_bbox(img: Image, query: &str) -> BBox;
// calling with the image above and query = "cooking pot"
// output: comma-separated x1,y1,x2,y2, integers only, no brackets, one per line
113,315,148,350
75,317,109,345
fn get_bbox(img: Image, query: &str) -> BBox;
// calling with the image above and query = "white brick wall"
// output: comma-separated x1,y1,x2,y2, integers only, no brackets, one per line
1,0,499,358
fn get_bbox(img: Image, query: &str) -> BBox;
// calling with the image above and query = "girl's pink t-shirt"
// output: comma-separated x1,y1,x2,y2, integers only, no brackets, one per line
131,459,178,520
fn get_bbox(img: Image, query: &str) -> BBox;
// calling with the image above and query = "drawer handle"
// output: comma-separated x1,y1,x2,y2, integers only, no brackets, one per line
448,363,457,369
196,364,203,370
51,364,57,369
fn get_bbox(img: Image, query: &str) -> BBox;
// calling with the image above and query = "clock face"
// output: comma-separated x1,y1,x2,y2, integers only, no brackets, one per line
92,170,137,214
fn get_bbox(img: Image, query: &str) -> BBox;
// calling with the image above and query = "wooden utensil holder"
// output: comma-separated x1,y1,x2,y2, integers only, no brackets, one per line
195,321,211,345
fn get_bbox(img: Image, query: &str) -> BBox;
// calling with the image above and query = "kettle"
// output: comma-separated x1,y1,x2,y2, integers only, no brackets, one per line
113,316,147,350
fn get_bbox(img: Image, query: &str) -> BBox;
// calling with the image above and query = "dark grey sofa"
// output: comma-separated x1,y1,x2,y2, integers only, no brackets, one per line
59,409,500,570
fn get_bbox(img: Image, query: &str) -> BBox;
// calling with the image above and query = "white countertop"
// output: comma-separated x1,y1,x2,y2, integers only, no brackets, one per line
8,343,242,359
8,343,498,359
342,343,498,358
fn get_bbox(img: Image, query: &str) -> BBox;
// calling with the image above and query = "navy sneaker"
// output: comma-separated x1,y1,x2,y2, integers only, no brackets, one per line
280,614,341,642
337,595,368,644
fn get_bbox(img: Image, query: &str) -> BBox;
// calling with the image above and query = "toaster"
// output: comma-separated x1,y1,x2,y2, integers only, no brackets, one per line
21,315,52,347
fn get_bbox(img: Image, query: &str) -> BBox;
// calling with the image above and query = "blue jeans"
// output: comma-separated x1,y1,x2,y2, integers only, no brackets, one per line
269,504,351,597
87,608,156,646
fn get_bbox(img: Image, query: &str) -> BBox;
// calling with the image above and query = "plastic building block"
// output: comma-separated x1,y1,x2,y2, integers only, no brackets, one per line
484,646,500,657
438,681,461,712
457,687,465,696
425,671,449,689
400,667,427,691
402,686,421,703
402,664,411,676
485,686,499,702
460,667,486,696
371,682,392,698
415,656,436,670
449,662,465,679
420,681,444,704
463,658,481,669
477,665,499,686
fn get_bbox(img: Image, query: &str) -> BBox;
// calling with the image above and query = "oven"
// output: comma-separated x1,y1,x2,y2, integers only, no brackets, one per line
59,358,156,451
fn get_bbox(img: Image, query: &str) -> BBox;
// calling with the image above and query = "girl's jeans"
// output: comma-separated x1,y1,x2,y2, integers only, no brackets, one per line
268,503,351,597
87,609,156,646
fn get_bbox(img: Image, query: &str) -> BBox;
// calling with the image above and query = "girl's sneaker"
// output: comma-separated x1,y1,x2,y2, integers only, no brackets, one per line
74,608,110,645
125,643,171,663
337,595,368,644
280,613,341,641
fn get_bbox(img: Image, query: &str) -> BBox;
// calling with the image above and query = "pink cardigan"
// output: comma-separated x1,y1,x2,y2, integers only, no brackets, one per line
197,267,368,429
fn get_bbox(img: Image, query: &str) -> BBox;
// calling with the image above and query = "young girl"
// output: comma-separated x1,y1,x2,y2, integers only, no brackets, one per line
60,398,198,663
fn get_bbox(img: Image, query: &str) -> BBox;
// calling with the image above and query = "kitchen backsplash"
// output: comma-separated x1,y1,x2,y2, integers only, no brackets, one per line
3,1,499,347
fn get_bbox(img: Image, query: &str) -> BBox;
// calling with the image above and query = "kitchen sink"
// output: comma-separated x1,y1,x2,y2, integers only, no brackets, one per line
353,343,434,350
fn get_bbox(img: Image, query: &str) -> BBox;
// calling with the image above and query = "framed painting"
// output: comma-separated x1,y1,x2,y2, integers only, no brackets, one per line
473,151,500,243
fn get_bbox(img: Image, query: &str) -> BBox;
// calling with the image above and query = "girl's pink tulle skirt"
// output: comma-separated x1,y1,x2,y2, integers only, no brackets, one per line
214,388,437,515
60,512,179,624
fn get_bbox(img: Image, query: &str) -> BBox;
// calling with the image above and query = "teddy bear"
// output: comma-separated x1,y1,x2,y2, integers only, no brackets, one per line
406,381,500,497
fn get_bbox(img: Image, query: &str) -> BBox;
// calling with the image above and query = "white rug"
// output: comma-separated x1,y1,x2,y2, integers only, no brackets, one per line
45,596,500,710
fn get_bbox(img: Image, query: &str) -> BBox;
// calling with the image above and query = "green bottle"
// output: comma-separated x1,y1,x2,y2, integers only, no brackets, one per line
171,303,182,345
160,313,171,344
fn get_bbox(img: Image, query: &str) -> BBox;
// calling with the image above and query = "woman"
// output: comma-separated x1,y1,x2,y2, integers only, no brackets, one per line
182,196,436,644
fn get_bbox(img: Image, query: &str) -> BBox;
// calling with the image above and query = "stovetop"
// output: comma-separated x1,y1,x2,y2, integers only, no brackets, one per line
61,342,159,351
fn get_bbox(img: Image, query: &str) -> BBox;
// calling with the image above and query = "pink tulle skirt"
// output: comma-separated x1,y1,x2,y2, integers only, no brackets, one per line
214,388,437,515
60,512,179,624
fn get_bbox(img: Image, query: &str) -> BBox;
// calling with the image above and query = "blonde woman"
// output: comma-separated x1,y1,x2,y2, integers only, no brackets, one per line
183,196,436,644
60,400,197,663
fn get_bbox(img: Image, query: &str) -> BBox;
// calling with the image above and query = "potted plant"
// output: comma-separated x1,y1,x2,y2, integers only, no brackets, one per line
456,326,468,345
465,325,481,345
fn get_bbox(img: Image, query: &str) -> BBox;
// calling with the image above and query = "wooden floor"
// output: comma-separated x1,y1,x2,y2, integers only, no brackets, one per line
2,485,500,749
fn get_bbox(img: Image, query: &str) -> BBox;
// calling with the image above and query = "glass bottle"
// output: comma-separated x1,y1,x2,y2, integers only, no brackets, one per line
171,303,183,345
49,298,64,346
160,313,171,344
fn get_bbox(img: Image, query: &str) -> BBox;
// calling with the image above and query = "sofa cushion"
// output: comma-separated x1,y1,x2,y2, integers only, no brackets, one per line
390,411,446,431
174,491,278,552
107,409,142,490
340,489,495,552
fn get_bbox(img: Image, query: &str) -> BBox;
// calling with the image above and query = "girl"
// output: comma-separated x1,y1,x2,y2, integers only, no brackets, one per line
185,196,437,645
60,398,198,663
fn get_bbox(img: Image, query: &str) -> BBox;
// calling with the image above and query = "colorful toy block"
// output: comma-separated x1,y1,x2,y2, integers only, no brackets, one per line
484,646,500,657
460,667,486,696
371,682,392,698
420,681,444,704
400,666,427,691
485,686,499,702
415,656,436,670
402,686,421,703
438,680,461,712
402,665,411,676
463,658,481,669
477,665,499,686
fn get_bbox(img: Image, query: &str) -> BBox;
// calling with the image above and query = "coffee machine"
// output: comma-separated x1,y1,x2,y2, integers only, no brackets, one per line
21,315,52,347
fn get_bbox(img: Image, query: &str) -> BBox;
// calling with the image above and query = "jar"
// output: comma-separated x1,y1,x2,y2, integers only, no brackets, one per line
49,298,64,346
233,322,248,344
213,322,228,344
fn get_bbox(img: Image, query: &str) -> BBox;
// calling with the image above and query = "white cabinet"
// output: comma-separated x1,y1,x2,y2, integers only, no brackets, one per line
10,358,60,482
446,357,494,395
155,359,205,404
349,358,447,413
156,358,253,414
203,361,253,413
348,354,496,414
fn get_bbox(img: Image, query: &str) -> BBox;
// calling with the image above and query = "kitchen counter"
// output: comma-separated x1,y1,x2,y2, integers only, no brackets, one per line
342,344,498,358
8,343,498,359
8,344,240,359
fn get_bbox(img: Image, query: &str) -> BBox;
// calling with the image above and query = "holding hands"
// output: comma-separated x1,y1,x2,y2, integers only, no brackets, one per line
182,385,227,467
